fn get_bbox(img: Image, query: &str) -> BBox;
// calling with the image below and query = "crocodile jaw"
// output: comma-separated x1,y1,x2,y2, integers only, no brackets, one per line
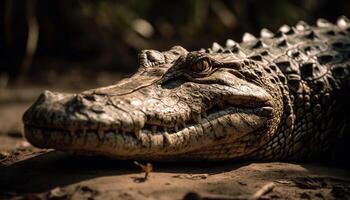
24,106,272,160
23,77,276,160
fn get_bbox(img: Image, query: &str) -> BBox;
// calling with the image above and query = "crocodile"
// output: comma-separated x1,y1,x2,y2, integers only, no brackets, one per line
22,17,350,161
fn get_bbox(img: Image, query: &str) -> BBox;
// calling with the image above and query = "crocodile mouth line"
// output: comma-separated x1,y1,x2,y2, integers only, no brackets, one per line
24,102,273,150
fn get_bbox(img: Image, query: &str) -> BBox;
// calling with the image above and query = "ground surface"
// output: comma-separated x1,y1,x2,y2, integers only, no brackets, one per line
0,79,349,200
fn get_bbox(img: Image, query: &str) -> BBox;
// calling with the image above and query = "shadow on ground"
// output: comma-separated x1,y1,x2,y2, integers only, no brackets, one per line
0,149,349,200
0,150,246,194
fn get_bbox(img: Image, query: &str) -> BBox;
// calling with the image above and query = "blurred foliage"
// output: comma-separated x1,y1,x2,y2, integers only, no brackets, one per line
0,0,350,84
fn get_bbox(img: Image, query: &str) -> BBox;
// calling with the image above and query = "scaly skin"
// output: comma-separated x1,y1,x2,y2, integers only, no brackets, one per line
23,17,350,161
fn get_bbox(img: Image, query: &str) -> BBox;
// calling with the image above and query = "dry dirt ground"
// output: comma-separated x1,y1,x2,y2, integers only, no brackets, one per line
0,85,350,200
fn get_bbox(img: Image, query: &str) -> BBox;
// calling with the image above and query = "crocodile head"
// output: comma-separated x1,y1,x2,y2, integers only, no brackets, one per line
23,46,285,160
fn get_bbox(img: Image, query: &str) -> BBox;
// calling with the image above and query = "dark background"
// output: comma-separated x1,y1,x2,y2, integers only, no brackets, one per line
0,0,350,88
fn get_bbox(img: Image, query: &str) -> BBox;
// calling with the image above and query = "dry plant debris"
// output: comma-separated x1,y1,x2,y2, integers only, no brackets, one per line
134,161,153,180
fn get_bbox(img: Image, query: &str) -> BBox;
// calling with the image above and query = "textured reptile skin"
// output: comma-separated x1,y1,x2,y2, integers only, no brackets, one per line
23,17,350,161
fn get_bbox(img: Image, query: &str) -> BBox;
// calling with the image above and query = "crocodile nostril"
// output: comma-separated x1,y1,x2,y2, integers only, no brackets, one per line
74,94,84,103
83,94,96,101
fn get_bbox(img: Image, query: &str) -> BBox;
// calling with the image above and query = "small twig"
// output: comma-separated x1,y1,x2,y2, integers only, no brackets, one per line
182,182,275,200
134,161,153,180
249,182,275,200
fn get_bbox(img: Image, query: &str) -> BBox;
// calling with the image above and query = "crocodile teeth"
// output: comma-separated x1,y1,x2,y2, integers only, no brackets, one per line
174,125,178,132
162,131,171,144
192,113,201,123
257,107,274,117
135,130,141,140
152,126,157,134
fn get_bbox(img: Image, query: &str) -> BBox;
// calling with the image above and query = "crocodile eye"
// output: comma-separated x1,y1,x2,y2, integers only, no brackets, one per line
192,58,212,74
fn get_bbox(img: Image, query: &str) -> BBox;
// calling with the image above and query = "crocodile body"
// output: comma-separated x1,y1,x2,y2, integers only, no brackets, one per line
23,17,350,161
